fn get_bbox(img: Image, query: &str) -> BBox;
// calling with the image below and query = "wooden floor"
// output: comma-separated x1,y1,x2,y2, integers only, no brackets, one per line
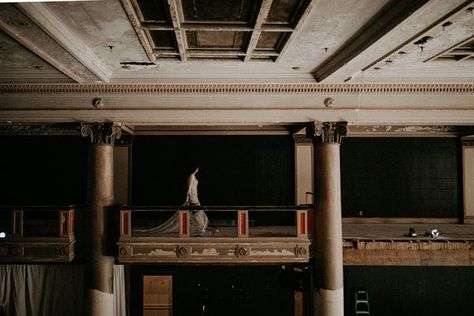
132,223,474,239
343,224,474,240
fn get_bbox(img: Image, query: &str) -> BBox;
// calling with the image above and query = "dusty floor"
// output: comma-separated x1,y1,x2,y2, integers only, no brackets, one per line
132,224,474,239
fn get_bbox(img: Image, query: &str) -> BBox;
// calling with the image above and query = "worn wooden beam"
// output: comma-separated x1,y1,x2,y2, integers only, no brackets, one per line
120,0,157,62
244,0,273,62
167,0,187,61
312,0,429,82
0,5,98,83
18,3,112,82
425,34,474,62
362,1,474,71
142,22,293,33
275,0,315,62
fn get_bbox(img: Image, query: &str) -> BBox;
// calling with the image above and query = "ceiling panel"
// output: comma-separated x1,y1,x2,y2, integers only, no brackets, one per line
127,0,310,61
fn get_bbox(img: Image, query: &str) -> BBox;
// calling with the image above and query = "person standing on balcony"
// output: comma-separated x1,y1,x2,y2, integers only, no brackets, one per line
143,166,209,235
185,167,209,234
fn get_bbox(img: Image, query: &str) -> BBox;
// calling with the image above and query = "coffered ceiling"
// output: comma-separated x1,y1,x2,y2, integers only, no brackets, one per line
0,0,473,129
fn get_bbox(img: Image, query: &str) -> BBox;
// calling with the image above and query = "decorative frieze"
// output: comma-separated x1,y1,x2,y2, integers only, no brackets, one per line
293,134,312,143
462,137,474,147
1,83,474,95
117,241,310,263
80,123,122,145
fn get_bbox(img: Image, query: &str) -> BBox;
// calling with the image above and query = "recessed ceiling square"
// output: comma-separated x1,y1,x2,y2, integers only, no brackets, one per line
136,0,171,22
187,31,249,50
181,0,260,23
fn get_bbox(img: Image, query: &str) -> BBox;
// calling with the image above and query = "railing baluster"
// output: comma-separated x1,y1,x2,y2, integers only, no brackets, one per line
69,209,75,238
59,210,68,238
238,210,249,238
296,209,308,238
12,209,23,237
120,210,132,238
179,211,190,237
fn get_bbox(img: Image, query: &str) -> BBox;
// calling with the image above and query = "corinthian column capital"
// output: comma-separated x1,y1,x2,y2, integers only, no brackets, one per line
80,123,122,145
307,121,347,144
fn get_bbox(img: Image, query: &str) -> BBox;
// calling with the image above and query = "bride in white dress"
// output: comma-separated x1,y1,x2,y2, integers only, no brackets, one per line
147,167,209,235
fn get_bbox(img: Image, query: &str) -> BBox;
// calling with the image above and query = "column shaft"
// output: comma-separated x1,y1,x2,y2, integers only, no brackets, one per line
313,144,344,316
310,121,346,316
85,144,114,316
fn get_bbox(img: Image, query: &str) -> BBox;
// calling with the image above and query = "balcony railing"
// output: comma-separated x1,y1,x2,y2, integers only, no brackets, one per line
118,206,313,263
0,206,75,262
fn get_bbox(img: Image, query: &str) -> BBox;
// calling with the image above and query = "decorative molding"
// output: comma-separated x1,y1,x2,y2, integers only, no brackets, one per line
293,134,312,143
0,123,81,136
308,121,347,144
463,139,474,147
0,5,97,83
18,3,112,82
80,123,122,145
2,83,474,95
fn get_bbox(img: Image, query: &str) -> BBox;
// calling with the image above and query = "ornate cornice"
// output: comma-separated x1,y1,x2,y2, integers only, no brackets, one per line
80,123,121,145
1,83,474,95
307,121,348,144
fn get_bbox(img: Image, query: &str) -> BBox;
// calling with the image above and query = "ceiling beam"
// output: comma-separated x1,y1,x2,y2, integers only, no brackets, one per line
275,0,314,62
364,1,474,70
18,3,112,83
167,0,187,61
0,5,98,83
141,22,294,33
120,0,157,62
425,33,474,62
312,0,429,82
244,0,273,62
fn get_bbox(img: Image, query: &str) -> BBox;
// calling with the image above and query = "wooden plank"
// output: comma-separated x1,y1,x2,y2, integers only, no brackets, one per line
244,0,273,62
121,0,157,62
312,0,429,81
167,0,187,61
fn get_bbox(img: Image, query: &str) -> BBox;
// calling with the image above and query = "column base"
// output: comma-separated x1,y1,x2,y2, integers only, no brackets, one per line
86,289,114,316
314,287,344,316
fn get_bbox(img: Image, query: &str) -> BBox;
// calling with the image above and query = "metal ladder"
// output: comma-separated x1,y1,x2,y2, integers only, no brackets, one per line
354,289,370,316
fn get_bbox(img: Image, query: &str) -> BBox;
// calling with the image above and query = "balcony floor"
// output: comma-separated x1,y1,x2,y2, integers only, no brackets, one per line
342,223,474,240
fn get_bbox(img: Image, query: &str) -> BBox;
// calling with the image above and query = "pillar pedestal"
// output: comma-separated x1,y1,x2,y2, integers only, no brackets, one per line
309,122,347,316
81,123,121,316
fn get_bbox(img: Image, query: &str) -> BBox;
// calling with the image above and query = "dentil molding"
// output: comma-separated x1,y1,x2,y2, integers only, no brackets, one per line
1,83,474,95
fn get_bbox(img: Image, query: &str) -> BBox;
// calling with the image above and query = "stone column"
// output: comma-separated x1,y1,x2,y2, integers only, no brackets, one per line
309,122,347,316
462,136,474,224
81,123,122,316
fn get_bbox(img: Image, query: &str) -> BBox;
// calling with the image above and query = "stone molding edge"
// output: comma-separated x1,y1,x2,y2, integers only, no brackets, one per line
1,83,474,95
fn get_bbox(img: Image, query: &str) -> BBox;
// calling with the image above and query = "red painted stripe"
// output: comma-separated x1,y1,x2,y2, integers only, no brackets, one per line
182,212,188,235
300,212,306,235
240,212,246,235
62,212,68,235
70,212,74,234
122,213,129,235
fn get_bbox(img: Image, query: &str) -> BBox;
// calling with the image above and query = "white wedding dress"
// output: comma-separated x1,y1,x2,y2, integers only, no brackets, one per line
144,172,209,235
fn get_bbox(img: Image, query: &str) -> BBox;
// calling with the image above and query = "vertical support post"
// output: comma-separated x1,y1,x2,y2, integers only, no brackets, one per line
296,209,308,238
179,211,190,238
294,132,314,205
59,209,72,239
310,121,347,316
238,210,249,238
120,210,132,238
462,136,474,224
81,123,121,316
12,209,23,237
